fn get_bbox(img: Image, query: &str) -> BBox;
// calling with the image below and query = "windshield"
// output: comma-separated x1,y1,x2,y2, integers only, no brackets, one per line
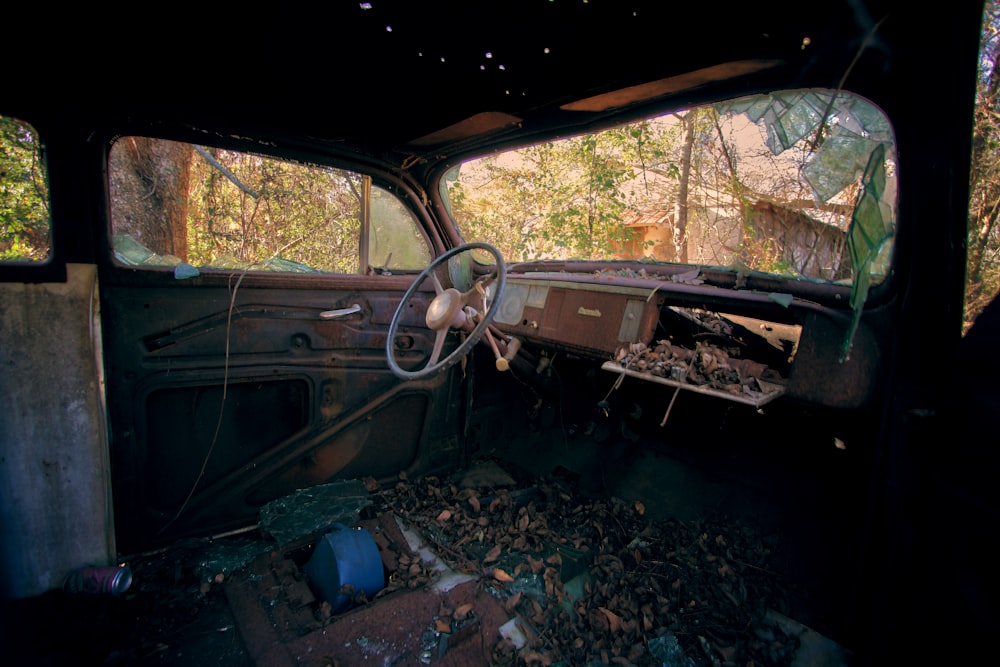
443,89,896,289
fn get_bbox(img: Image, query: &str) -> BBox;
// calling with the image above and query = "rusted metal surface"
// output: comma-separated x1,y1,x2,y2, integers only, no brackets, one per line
100,282,468,554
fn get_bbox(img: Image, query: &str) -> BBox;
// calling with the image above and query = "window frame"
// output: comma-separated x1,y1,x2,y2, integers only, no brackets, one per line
100,133,440,286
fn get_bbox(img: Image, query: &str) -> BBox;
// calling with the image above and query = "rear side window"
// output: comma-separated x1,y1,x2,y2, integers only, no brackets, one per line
108,138,430,275
0,115,50,263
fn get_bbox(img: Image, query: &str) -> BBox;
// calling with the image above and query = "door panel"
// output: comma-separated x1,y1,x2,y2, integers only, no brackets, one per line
101,281,459,554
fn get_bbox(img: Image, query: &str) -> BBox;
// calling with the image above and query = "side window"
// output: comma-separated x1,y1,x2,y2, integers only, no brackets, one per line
368,186,433,271
108,137,430,275
0,115,50,263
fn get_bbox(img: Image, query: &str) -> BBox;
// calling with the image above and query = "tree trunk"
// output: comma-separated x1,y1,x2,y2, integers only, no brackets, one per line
109,138,193,260
673,112,695,264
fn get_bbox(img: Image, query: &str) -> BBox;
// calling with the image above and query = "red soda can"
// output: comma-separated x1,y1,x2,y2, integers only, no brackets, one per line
63,564,133,596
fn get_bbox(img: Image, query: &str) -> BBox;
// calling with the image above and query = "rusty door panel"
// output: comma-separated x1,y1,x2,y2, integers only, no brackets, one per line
100,282,460,554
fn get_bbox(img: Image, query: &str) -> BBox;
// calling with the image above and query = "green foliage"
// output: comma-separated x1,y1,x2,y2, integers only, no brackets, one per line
106,139,429,275
0,116,50,261
448,98,880,285
451,120,680,262
185,148,363,273
965,0,1000,330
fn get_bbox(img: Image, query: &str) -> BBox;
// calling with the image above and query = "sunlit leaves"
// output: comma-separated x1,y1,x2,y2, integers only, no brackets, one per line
0,116,50,262
966,0,1000,329
186,148,363,272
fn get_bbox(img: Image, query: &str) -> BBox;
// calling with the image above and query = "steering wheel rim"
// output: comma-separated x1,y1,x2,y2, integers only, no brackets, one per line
386,242,506,380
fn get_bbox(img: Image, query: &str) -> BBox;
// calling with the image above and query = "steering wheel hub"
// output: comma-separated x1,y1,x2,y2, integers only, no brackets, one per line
426,288,467,330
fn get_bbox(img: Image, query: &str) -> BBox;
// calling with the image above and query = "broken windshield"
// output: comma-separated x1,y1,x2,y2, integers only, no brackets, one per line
444,89,896,292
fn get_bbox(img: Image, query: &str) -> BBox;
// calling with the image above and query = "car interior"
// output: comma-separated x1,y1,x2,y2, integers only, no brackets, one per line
1,2,996,666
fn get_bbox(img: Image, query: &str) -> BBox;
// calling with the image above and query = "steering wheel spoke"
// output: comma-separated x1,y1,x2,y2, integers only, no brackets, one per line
386,242,506,380
429,270,445,295
428,328,449,367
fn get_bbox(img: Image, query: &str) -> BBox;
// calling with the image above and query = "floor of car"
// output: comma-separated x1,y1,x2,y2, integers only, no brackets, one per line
3,395,864,667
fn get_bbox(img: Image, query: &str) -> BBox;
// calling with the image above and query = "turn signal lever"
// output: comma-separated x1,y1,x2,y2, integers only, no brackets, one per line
470,281,521,372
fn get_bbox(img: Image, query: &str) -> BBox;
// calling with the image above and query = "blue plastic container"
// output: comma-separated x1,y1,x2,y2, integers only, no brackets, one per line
303,523,384,613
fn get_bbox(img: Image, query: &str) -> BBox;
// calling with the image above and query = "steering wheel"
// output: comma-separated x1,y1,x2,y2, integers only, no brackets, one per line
386,242,506,380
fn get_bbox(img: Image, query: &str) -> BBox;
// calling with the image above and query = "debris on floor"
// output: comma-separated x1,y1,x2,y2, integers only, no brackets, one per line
9,458,850,667
215,459,849,666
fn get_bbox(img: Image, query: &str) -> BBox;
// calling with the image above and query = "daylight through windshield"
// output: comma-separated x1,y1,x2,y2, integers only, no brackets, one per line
445,89,896,290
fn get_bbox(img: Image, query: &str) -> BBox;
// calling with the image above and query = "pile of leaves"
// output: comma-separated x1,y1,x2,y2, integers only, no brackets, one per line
369,465,799,667
611,339,782,400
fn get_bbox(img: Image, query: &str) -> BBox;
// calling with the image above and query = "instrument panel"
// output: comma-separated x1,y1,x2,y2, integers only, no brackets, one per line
492,277,662,356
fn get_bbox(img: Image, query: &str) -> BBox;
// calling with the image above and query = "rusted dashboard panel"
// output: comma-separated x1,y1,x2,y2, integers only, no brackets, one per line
493,278,660,356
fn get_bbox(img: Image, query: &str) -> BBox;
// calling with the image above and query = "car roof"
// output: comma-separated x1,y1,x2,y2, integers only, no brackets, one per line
10,0,948,177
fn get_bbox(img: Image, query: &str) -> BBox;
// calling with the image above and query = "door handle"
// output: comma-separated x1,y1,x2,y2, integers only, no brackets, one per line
320,303,362,319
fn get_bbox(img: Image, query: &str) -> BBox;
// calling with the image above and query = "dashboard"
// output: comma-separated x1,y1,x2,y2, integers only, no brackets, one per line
492,277,662,357
488,274,814,409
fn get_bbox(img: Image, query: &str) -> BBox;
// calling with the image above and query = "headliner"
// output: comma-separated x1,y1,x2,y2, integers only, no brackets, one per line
5,1,967,172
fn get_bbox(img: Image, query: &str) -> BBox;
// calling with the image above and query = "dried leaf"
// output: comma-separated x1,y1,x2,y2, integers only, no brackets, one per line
436,509,452,521
468,495,481,512
454,602,474,620
484,543,502,563
493,568,514,583
435,618,452,633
